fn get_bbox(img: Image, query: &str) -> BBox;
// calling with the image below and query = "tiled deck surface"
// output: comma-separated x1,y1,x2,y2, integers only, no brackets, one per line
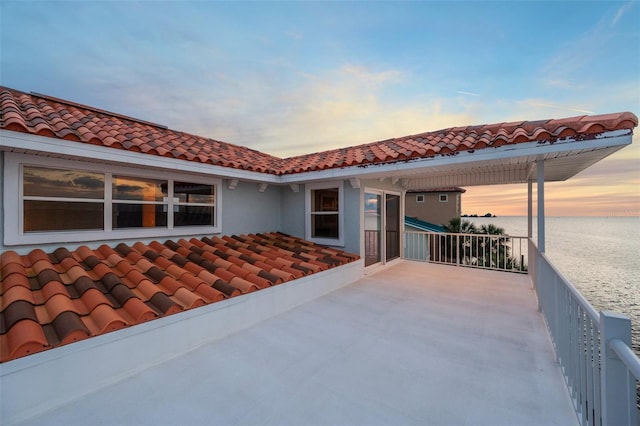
17,262,578,426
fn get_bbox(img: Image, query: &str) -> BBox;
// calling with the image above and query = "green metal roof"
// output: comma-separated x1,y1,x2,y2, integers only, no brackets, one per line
404,216,446,233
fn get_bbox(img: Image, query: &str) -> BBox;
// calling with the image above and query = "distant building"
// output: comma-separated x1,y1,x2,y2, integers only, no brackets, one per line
405,188,466,227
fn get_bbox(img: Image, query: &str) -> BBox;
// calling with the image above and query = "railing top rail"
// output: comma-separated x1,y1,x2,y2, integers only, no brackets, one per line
610,339,640,380
404,230,529,239
537,247,600,324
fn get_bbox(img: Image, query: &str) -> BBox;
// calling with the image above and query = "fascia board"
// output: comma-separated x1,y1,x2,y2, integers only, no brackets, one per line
278,130,633,184
0,130,281,184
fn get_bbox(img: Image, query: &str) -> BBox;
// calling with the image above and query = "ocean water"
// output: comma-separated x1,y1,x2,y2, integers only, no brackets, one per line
467,216,640,355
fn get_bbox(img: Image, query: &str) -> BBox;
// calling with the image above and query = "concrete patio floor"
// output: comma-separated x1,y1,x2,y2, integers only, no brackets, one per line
17,261,578,426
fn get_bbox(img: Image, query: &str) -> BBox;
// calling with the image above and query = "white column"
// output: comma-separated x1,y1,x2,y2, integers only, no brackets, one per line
527,180,533,239
537,161,545,253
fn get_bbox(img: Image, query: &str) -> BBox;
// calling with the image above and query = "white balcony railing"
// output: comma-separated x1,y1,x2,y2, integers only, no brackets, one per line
403,231,640,425
404,231,528,273
529,239,640,426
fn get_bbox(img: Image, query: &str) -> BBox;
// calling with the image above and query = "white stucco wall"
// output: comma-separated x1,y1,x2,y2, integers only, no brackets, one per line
220,180,282,236
342,182,361,255
280,185,306,239
279,181,361,256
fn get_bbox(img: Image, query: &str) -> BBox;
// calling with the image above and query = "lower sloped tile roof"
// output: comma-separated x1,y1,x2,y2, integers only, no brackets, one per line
0,232,359,363
1,87,636,175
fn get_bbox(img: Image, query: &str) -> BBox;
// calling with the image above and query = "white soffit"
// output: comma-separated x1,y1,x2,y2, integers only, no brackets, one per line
280,130,633,186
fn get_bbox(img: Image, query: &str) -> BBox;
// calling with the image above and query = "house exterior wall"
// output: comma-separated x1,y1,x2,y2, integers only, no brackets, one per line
220,181,282,236
343,182,361,256
0,153,284,254
280,186,306,241
280,181,361,256
0,149,392,260
405,192,461,227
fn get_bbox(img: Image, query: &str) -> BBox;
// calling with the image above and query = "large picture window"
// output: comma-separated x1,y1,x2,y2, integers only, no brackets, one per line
23,166,105,232
305,181,344,246
8,155,220,244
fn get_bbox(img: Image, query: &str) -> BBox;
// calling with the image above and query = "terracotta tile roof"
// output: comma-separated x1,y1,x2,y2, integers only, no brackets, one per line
1,86,636,176
0,232,359,363
282,113,638,174
0,87,284,174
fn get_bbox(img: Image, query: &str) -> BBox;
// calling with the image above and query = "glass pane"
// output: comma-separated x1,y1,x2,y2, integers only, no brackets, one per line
174,182,215,204
112,204,167,228
364,193,382,266
312,188,338,212
175,205,214,227
24,200,103,232
113,176,167,201
385,194,401,261
311,214,339,239
24,166,104,199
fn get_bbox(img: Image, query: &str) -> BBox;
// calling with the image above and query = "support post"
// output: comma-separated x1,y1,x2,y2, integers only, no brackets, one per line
528,180,533,239
600,311,637,426
537,161,545,253
528,179,538,294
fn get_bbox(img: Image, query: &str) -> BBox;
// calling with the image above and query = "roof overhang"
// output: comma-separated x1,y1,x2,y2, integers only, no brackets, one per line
1,128,633,189
279,129,633,189
0,130,282,184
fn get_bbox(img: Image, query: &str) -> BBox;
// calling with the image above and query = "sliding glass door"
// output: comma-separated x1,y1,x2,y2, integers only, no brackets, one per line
385,193,400,261
364,190,401,267
364,192,381,267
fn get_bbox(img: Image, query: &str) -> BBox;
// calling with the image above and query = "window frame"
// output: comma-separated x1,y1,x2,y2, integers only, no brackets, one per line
439,194,449,203
305,181,344,246
4,153,222,246
415,194,425,203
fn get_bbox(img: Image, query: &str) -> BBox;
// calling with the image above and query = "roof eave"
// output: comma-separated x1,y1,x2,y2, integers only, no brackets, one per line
0,129,283,184
1,128,633,188
278,129,633,186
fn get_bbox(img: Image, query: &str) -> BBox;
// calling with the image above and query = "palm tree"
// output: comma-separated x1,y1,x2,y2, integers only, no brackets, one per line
439,218,527,271
477,223,527,271
443,217,478,234
441,218,478,264
477,224,510,269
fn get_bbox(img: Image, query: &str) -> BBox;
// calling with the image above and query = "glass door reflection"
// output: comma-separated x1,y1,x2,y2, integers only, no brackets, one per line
385,193,400,261
364,192,382,266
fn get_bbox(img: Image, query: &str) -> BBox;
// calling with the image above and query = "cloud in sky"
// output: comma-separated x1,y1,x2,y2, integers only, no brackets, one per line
1,1,638,216
455,91,481,97
611,1,636,26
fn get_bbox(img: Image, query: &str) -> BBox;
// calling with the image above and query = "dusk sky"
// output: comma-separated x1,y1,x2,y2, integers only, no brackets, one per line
2,1,639,216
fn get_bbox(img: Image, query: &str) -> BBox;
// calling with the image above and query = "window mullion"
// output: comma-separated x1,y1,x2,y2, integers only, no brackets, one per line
105,173,112,231
168,179,174,230
18,163,24,236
